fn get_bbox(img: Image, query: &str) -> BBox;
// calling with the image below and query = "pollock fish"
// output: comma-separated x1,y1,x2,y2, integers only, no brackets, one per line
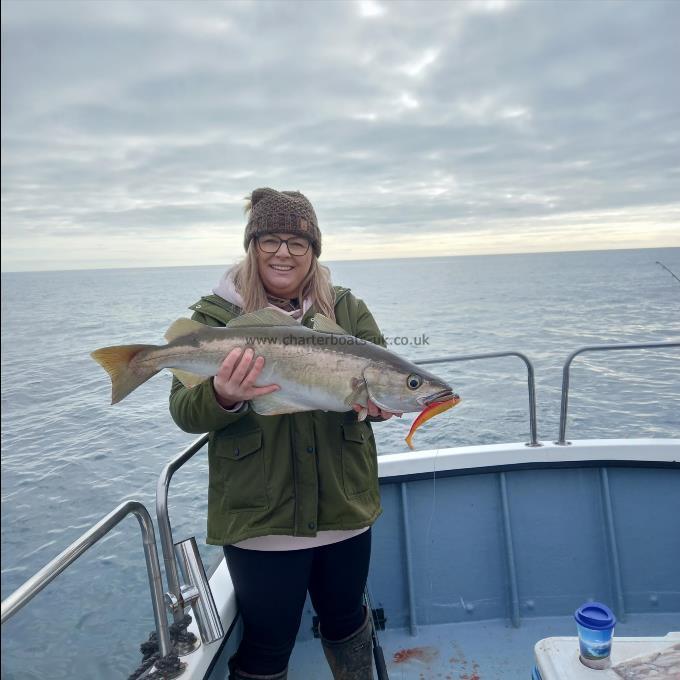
91,308,460,446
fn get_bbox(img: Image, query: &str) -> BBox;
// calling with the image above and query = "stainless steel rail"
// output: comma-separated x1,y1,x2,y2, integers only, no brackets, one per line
557,341,680,445
0,500,172,657
156,434,209,621
415,351,540,446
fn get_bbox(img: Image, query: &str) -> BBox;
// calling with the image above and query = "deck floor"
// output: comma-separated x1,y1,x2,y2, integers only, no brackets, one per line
288,613,679,679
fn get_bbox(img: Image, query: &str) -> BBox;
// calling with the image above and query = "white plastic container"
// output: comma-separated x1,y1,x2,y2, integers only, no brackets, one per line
533,632,680,679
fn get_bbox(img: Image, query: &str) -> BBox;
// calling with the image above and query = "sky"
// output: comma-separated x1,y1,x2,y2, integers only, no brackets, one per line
1,0,679,272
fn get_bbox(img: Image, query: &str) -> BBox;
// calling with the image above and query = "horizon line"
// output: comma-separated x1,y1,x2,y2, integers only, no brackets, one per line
1,244,678,275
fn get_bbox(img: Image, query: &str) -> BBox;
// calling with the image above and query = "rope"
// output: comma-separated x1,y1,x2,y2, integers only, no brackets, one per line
127,615,196,680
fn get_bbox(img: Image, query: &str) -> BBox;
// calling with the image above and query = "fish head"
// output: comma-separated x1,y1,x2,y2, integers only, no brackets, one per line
362,361,458,414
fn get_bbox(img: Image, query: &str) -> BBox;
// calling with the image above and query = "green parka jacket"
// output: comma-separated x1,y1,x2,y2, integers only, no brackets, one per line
168,286,384,545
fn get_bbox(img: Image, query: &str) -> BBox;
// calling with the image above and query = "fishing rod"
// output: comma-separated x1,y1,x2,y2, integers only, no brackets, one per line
364,585,389,680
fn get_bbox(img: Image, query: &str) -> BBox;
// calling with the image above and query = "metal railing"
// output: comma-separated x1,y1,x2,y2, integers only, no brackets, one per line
0,500,172,657
557,341,680,445
155,432,224,643
415,351,540,446
156,434,209,622
4,343,674,663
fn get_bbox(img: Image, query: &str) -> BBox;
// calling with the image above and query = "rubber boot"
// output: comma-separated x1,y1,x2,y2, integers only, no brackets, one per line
228,655,288,680
320,607,374,680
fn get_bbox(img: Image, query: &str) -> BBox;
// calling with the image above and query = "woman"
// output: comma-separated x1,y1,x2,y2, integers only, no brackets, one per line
169,188,396,680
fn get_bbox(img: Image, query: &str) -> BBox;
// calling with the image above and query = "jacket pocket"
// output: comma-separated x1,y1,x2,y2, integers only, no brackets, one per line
215,430,268,511
341,422,374,498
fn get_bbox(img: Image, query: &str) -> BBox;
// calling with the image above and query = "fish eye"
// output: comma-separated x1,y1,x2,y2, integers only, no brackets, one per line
407,374,422,390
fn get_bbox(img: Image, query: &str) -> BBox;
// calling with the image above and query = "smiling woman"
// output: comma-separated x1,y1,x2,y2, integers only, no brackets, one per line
229,188,336,320
168,187,398,680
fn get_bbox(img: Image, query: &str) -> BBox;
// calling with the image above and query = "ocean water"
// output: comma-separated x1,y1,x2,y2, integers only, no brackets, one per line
1,248,679,679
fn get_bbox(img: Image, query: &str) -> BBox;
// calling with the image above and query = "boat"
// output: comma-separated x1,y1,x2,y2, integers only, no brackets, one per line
2,341,679,679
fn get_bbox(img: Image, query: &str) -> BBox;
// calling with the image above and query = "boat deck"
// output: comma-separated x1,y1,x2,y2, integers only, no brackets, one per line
288,613,679,679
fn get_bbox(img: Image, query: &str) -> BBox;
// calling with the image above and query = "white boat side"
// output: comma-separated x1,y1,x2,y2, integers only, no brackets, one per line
378,438,680,479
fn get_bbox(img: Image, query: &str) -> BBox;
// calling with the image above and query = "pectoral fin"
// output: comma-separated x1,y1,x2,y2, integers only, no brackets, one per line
343,377,369,407
361,365,394,412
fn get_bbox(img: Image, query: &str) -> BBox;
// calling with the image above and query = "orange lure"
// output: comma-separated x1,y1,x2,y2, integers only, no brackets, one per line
405,395,461,450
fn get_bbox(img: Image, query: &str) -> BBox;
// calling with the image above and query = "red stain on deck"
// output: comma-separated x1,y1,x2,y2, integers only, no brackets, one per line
393,646,439,664
458,662,481,679
447,642,482,680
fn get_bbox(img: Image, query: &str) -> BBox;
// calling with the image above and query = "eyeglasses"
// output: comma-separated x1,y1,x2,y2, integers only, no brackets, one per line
256,235,311,256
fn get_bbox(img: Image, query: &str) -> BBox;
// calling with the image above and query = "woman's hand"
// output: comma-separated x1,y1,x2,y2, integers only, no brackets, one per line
213,348,279,409
352,399,402,421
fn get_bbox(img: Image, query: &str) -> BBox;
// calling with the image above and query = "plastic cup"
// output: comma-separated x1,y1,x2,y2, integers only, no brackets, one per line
574,602,616,669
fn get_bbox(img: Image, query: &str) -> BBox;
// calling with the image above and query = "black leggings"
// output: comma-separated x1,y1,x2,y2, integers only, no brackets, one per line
223,528,371,675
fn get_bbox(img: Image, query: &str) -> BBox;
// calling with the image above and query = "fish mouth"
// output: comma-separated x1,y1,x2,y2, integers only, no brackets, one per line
419,389,460,406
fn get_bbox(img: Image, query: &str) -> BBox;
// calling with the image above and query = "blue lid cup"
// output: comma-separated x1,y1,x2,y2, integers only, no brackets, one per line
574,602,616,669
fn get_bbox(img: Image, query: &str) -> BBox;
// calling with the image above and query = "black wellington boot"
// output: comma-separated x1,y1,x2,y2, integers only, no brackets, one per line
320,608,374,680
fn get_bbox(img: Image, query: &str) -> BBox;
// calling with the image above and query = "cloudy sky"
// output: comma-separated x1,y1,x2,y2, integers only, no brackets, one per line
1,0,679,271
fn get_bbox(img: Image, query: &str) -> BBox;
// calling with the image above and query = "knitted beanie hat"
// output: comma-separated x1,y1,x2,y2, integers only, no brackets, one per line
244,188,321,257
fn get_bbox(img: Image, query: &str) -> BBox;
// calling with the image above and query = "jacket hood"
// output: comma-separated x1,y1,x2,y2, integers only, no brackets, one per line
212,267,245,308
212,267,312,319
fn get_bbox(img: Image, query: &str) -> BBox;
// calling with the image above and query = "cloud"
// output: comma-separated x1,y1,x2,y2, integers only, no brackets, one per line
1,0,679,270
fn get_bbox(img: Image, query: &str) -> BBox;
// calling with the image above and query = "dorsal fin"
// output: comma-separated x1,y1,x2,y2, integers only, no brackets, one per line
165,318,206,342
312,314,347,335
227,308,300,328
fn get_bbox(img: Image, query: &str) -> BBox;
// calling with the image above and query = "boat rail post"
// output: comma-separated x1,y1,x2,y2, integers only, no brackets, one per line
157,433,225,645
556,341,680,445
415,350,540,447
156,433,209,624
0,500,172,659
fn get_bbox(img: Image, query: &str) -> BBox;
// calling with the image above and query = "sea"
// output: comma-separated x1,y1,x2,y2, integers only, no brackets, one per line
1,247,679,679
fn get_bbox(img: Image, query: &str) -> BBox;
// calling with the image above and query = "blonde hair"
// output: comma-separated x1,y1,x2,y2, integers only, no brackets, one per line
233,197,336,319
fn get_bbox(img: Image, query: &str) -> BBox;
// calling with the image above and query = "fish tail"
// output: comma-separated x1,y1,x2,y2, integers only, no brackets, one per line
90,344,160,404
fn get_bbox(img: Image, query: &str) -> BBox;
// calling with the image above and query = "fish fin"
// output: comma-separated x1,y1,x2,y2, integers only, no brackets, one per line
357,407,369,422
227,308,299,328
251,391,316,416
90,344,160,404
312,314,348,335
361,365,397,412
343,377,369,408
165,318,206,342
169,368,208,389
